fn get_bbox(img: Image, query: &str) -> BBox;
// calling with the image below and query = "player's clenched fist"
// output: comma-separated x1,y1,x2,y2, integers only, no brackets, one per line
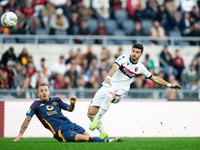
70,96,77,104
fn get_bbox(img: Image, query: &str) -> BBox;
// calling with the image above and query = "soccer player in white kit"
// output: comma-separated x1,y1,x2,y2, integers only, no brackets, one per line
87,43,181,138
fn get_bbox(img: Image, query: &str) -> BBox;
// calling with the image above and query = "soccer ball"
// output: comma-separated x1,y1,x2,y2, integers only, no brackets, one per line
1,12,17,28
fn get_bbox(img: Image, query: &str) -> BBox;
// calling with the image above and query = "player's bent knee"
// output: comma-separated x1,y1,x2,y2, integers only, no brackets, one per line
107,92,115,100
87,106,99,116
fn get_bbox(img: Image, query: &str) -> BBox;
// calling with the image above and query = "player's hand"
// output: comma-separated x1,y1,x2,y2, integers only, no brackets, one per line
170,84,182,90
104,78,112,86
13,133,23,142
70,96,77,104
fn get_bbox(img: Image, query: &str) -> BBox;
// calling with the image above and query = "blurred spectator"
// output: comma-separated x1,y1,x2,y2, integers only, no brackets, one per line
165,11,180,31
62,76,72,89
32,0,46,17
26,61,36,78
66,57,82,75
41,1,56,30
62,0,73,19
132,21,144,36
149,20,167,44
3,0,17,12
173,49,185,81
50,55,66,76
92,0,110,21
115,47,123,59
134,4,145,22
179,12,192,36
19,0,39,34
0,6,3,16
190,6,200,23
15,0,26,8
164,0,176,14
162,53,177,77
142,54,155,70
155,5,170,26
68,11,81,35
77,1,94,21
16,76,31,98
181,64,199,90
110,0,122,10
18,47,31,66
39,58,50,80
194,57,200,78
198,0,200,9
84,45,96,65
76,77,85,88
30,68,49,89
190,22,200,45
85,75,95,88
0,70,9,89
76,20,90,43
53,73,65,89
6,60,15,89
64,64,78,88
65,50,75,65
159,46,172,67
88,57,98,75
13,61,26,88
92,68,101,83
126,0,142,19
10,9,26,34
49,0,67,6
75,48,84,66
99,60,108,75
180,0,196,13
145,0,159,19
100,47,109,61
1,47,17,69
95,21,107,44
49,8,69,35
191,48,200,65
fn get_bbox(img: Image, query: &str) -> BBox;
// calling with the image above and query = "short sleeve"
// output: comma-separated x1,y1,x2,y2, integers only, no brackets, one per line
114,54,127,67
26,101,37,117
141,65,152,79
58,98,69,110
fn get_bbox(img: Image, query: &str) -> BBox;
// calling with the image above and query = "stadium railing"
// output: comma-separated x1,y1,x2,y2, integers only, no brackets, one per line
0,89,199,101
1,34,199,48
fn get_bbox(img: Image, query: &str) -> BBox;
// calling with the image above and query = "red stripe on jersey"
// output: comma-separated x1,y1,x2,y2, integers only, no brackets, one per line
115,94,120,97
120,65,141,77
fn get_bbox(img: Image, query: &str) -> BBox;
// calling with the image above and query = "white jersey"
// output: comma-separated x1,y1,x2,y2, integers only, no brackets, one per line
103,53,152,91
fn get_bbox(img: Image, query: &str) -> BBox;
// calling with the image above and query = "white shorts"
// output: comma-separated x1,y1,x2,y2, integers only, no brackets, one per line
90,84,127,107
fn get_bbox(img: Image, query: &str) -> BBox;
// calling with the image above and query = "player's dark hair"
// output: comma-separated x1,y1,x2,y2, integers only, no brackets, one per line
132,43,144,53
38,84,49,91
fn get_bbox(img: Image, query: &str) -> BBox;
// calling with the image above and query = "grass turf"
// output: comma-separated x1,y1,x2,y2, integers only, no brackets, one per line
1,137,200,150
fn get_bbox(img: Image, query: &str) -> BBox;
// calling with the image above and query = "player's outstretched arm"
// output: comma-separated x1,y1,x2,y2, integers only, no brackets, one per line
150,76,181,90
66,96,77,112
13,115,32,142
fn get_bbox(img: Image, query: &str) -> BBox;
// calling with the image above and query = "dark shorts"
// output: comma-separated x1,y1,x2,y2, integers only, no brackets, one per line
54,122,85,142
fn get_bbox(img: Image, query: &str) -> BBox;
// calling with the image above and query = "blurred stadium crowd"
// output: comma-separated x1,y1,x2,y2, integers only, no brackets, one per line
0,44,199,96
0,0,200,99
0,0,200,43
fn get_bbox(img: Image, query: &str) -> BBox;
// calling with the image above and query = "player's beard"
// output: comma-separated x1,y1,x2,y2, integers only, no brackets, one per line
131,55,139,62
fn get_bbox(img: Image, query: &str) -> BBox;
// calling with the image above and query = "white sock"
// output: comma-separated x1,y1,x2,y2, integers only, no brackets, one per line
88,115,105,133
95,93,113,121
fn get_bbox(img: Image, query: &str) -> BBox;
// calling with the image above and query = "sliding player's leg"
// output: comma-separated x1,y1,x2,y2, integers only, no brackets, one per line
75,132,120,142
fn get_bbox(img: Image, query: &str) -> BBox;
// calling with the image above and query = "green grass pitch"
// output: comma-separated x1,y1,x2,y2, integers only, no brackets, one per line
1,137,200,150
